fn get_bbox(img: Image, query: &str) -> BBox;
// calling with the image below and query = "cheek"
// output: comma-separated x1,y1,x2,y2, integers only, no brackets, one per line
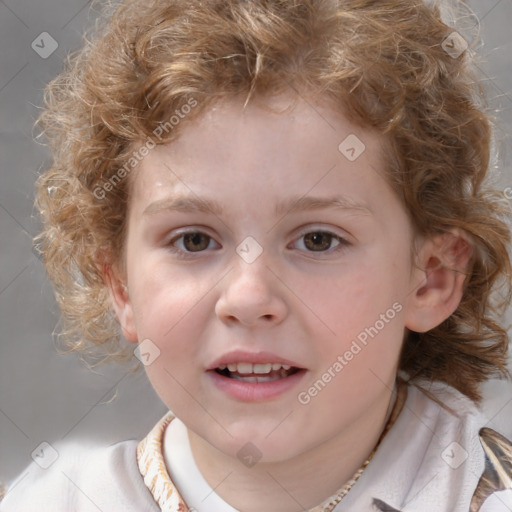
305,288,406,415
295,248,409,385
132,268,216,414
128,251,210,336
303,257,407,337
126,264,218,408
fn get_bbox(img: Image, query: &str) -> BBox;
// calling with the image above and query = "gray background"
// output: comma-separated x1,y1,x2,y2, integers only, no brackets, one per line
1,0,511,487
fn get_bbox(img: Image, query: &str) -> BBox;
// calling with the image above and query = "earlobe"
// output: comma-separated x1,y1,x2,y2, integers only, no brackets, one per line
405,231,473,333
103,264,138,343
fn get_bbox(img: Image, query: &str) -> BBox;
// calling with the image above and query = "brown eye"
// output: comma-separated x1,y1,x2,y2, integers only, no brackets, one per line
302,232,338,251
182,232,211,252
168,230,220,257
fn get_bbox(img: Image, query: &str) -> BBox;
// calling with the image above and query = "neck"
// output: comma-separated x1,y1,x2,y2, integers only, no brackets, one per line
187,387,397,512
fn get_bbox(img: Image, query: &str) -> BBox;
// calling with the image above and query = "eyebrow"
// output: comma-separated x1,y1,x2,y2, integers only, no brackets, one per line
144,195,224,216
143,194,372,217
274,195,372,217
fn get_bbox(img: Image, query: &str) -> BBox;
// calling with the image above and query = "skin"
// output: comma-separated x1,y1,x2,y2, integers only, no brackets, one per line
107,94,469,511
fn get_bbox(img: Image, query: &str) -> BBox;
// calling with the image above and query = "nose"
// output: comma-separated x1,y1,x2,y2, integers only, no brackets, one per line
215,257,288,328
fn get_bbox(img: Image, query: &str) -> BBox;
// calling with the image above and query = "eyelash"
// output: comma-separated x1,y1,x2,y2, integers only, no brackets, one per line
167,230,220,258
291,230,349,255
167,228,350,258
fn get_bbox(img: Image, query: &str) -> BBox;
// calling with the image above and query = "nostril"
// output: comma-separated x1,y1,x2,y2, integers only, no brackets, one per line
263,314,273,320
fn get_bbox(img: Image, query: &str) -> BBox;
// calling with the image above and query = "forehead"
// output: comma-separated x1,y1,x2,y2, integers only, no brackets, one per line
129,94,389,210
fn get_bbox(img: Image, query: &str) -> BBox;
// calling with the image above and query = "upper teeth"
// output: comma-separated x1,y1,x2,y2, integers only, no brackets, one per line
219,362,292,374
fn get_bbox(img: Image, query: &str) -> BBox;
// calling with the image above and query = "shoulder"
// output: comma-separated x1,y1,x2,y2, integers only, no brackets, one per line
0,439,160,512
409,378,512,440
342,379,512,512
413,380,512,511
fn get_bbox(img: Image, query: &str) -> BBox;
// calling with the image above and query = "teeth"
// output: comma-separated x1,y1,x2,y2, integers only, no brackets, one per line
253,363,272,374
236,362,253,374
218,362,294,374
232,375,259,383
231,374,283,383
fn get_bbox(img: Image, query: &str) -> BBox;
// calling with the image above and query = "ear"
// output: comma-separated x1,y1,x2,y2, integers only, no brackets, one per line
405,230,473,333
103,263,138,343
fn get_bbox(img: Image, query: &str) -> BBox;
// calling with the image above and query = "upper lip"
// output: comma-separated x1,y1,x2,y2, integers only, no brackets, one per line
207,350,305,370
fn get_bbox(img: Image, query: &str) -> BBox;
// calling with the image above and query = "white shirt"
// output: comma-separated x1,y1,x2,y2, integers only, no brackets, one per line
1,380,511,512
163,416,239,512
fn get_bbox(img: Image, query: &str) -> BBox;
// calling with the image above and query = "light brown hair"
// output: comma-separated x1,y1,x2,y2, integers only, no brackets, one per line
35,0,511,402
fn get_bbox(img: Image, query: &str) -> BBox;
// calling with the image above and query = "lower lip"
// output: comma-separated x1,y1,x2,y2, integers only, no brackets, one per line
207,369,307,402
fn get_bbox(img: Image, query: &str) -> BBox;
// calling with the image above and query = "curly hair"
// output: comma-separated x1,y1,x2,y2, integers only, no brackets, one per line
34,0,511,402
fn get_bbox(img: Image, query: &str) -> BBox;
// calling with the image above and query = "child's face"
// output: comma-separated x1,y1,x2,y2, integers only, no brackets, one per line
115,94,422,462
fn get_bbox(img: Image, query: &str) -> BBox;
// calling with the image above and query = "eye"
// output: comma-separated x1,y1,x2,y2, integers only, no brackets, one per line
170,231,220,253
292,230,348,253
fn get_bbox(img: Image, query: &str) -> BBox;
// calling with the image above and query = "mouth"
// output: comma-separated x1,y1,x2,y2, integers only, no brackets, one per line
213,362,302,383
206,350,307,401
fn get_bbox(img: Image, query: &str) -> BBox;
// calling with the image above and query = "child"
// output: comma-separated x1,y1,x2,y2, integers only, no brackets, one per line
1,0,511,510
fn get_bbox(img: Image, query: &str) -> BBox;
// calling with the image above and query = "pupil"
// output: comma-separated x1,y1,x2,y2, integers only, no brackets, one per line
305,232,331,251
184,233,209,251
